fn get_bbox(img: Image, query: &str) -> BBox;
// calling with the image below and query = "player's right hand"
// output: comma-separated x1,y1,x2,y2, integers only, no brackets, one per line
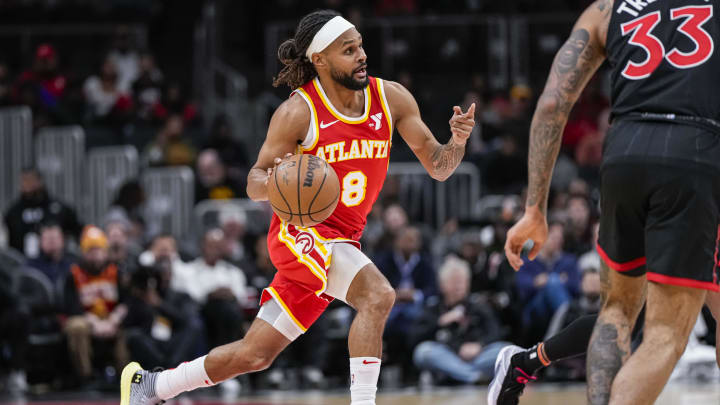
504,207,548,270
265,152,294,184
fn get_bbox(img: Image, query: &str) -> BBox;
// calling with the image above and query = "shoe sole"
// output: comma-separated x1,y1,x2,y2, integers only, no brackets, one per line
120,362,143,405
487,345,524,405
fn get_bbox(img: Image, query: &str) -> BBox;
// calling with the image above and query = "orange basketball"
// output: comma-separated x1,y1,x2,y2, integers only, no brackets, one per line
267,154,340,227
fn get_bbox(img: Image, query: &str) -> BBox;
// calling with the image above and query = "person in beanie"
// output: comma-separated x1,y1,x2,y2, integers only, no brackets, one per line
63,225,128,384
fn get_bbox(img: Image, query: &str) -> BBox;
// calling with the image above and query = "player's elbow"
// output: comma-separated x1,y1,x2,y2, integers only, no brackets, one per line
430,171,451,182
536,93,560,116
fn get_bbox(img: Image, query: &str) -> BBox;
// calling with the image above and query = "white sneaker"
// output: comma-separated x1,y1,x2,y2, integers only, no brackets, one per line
7,370,28,393
487,345,535,405
220,378,241,399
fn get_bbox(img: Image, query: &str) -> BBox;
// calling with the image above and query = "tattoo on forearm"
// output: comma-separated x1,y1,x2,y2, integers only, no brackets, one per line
431,138,465,180
596,0,613,17
526,27,599,214
587,321,630,405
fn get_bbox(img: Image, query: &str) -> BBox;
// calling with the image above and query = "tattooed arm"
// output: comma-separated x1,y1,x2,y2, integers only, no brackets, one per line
527,1,610,214
385,81,475,181
505,0,611,270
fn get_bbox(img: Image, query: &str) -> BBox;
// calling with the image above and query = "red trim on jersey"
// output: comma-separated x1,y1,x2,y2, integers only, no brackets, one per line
596,244,646,272
647,272,720,292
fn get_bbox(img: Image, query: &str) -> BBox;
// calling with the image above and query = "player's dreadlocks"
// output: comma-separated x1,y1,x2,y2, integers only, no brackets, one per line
273,9,340,89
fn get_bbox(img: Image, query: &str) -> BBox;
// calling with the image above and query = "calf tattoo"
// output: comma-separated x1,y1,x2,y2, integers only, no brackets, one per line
587,321,628,405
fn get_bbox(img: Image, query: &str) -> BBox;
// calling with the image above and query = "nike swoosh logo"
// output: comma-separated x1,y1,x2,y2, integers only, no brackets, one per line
363,360,379,365
320,120,340,129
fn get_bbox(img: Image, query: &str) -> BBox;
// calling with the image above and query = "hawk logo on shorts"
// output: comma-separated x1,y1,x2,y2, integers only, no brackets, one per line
295,231,315,255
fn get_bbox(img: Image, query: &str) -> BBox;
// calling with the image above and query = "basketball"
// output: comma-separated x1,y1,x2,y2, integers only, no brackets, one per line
268,154,340,227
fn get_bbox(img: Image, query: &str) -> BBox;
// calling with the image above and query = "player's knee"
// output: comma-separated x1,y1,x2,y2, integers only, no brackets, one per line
645,326,689,361
370,284,396,314
354,282,395,315
604,294,643,318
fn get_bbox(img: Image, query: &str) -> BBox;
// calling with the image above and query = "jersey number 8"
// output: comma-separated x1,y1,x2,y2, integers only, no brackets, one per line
341,171,367,207
621,5,714,80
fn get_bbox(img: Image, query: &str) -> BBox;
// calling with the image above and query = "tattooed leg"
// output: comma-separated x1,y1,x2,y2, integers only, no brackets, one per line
587,263,645,405
609,283,706,405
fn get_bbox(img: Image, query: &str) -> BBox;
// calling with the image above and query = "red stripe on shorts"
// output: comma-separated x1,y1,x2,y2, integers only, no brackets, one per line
647,272,720,292
596,244,646,272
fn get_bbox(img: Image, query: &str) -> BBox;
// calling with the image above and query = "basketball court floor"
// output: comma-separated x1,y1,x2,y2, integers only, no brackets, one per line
2,383,719,405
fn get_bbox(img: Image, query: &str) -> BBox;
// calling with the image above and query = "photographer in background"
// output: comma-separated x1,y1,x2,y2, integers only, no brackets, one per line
123,258,203,370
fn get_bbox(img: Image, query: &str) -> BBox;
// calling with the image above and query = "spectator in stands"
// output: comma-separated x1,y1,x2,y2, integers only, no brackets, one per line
412,256,508,384
203,114,249,182
578,222,600,275
144,234,180,264
105,218,140,280
172,228,247,349
83,56,133,124
244,232,275,293
515,221,581,341
15,43,66,104
137,234,185,283
0,269,31,394
132,52,164,121
107,26,139,93
195,149,245,202
4,168,82,258
142,114,197,167
373,203,409,252
26,220,75,284
375,225,436,377
151,82,197,124
219,207,249,265
63,226,128,383
13,43,68,128
576,108,610,185
105,180,147,243
123,261,203,370
483,134,527,194
564,194,593,255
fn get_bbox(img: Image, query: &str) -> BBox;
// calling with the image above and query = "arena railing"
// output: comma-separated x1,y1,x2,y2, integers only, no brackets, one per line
141,166,195,239
35,126,85,214
86,146,140,226
388,162,480,227
194,198,273,236
0,106,33,214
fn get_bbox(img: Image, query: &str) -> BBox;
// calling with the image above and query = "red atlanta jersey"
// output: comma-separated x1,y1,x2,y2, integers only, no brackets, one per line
269,76,393,243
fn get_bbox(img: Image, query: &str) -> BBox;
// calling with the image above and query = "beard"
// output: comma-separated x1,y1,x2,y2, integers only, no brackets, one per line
330,65,369,91
83,259,107,276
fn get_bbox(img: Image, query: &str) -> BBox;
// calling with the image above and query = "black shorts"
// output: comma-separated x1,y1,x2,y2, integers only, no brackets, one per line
597,118,720,292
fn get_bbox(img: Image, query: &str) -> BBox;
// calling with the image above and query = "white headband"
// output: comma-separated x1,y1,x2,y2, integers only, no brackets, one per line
305,16,355,60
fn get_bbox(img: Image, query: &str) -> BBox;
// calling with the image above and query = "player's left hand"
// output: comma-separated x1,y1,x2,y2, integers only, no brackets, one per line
449,103,476,145
505,207,548,270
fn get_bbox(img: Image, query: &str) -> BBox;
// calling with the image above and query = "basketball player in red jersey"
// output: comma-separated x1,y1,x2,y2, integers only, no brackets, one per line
120,10,475,405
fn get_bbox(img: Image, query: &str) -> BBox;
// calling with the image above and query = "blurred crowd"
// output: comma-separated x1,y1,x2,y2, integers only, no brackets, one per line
0,161,615,397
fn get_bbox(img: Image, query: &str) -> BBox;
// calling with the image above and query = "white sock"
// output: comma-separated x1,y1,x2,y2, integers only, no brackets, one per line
349,357,381,405
155,355,216,400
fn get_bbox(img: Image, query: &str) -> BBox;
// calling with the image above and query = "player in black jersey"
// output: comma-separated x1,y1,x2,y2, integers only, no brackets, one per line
496,0,720,404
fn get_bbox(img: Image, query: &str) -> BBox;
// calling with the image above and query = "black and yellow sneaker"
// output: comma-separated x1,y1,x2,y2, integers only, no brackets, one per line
120,362,164,405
